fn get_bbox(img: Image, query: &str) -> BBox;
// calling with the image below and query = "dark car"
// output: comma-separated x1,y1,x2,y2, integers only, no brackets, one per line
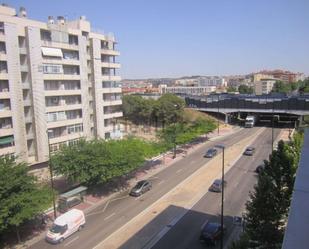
209,179,226,193
129,180,152,197
255,164,265,174
200,221,225,245
243,147,255,156
204,148,218,158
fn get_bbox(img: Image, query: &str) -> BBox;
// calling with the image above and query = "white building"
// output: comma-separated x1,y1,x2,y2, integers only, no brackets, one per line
0,5,122,165
254,80,276,95
198,76,227,87
158,84,216,95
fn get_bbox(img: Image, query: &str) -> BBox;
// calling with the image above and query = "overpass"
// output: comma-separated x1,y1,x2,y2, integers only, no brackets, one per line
184,94,309,123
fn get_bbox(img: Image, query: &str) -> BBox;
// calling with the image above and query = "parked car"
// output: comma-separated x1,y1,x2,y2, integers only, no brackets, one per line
199,221,226,245
204,148,218,158
209,179,226,193
255,164,265,174
130,180,152,197
243,147,255,156
45,209,85,244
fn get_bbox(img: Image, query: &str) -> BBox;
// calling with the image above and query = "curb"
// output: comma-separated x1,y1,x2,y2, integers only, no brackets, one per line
20,126,243,249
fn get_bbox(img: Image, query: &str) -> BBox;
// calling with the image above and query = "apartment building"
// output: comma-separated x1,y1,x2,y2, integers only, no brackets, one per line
254,80,276,95
158,84,216,95
0,5,122,165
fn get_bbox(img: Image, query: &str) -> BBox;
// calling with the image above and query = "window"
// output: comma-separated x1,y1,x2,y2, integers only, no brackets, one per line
43,64,63,74
46,111,66,122
67,124,83,134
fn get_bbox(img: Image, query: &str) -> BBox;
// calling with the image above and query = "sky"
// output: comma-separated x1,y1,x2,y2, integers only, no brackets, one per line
7,0,309,79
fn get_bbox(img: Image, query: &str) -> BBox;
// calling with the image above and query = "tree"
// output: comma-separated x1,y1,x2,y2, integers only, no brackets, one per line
238,85,253,94
0,156,52,242
272,81,294,93
51,138,154,186
227,86,237,93
157,94,185,126
245,173,283,248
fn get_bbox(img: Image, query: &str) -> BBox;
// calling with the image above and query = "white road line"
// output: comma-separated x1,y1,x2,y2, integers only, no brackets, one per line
158,180,165,185
176,168,183,174
104,212,116,221
64,236,79,247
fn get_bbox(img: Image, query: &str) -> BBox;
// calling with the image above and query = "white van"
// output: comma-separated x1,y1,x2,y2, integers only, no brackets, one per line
45,209,85,244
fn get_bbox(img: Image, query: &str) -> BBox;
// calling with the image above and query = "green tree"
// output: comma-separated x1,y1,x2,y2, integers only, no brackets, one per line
238,85,253,94
227,86,237,93
52,138,156,186
272,81,293,93
157,93,185,126
0,156,52,242
245,173,283,248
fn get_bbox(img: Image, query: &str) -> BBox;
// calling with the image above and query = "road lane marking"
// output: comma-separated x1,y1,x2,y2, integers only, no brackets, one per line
176,168,183,174
64,236,79,247
87,196,129,217
104,212,116,221
158,180,165,185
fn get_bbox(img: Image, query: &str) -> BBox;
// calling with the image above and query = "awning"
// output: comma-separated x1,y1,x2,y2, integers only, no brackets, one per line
41,47,63,58
0,136,14,145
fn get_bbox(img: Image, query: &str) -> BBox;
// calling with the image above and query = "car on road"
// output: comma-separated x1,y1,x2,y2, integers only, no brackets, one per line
209,179,226,193
129,180,152,197
204,148,218,158
255,164,265,174
199,221,226,245
243,146,255,156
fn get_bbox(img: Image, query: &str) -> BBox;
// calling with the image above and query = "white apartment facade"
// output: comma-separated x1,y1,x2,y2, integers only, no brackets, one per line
254,80,276,95
0,5,122,165
158,84,216,95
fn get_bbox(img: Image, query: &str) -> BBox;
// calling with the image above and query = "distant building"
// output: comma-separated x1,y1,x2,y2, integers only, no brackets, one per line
256,70,304,83
199,76,227,87
158,84,216,95
254,80,276,95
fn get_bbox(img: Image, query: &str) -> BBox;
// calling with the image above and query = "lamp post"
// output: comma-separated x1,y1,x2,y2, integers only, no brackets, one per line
47,130,57,219
271,101,274,152
217,96,220,135
172,104,180,159
215,144,225,249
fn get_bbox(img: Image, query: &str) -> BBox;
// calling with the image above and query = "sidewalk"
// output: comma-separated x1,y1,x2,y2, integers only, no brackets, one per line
18,125,241,249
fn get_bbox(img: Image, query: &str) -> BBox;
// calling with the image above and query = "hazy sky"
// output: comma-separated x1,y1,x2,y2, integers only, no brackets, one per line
8,0,309,78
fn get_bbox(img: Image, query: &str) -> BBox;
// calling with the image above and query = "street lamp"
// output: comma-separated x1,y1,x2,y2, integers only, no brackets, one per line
172,104,180,159
217,96,220,135
215,144,225,249
47,129,57,219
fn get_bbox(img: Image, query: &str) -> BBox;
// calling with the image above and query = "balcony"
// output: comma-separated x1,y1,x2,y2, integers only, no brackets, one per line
24,115,33,123
104,111,123,119
46,104,82,112
19,47,27,54
44,89,82,97
101,75,121,81
20,64,28,72
101,88,122,94
22,82,30,89
0,53,7,61
43,74,81,81
0,127,13,136
23,98,31,106
47,118,83,129
49,132,83,145
43,58,80,66
0,109,12,118
0,33,5,42
103,99,122,106
0,73,8,80
26,131,34,140
0,91,10,99
101,49,120,56
41,40,79,51
0,145,15,155
101,62,121,69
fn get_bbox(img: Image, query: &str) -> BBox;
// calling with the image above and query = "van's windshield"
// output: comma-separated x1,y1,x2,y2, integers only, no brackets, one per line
50,224,67,234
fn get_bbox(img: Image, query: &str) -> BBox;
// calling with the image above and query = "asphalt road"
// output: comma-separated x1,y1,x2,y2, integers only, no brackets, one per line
151,127,280,249
30,127,270,249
